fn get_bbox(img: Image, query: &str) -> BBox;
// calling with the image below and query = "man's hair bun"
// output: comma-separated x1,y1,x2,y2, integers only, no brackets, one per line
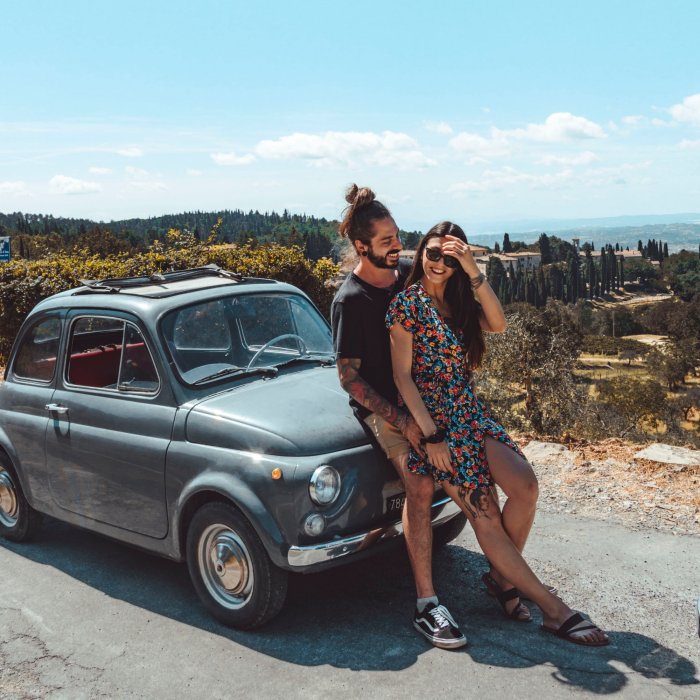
345,183,375,208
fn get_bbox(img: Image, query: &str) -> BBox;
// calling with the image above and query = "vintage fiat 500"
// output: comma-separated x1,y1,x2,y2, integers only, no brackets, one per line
0,265,464,628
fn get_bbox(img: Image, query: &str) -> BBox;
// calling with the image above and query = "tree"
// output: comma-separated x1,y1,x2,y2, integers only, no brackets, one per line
502,233,513,253
647,345,695,391
665,251,700,301
624,257,660,285
538,233,552,264
478,301,584,434
596,377,667,436
486,257,506,303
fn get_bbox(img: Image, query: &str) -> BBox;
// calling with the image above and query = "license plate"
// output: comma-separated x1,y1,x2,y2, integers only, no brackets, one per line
386,493,406,516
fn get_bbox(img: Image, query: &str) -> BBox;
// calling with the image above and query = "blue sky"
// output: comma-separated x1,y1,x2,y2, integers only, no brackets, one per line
1,0,699,231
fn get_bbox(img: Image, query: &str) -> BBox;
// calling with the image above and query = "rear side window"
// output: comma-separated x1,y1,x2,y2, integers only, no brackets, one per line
13,318,61,382
66,317,159,394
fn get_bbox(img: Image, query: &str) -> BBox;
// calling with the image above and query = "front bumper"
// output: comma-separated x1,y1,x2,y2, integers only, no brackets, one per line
287,496,461,567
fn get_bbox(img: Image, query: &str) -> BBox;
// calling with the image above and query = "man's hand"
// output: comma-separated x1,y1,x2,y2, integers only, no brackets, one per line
400,414,425,454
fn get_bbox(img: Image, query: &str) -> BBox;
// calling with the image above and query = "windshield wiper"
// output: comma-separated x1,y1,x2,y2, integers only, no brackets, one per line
277,354,336,370
192,366,278,385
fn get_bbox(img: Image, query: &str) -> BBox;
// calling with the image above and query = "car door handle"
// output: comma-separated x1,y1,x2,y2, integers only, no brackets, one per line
45,403,69,415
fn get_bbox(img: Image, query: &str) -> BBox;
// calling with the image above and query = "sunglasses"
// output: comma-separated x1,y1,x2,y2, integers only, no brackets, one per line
424,246,459,268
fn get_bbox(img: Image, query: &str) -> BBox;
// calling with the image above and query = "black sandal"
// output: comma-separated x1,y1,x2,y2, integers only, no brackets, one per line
541,612,609,646
481,573,532,622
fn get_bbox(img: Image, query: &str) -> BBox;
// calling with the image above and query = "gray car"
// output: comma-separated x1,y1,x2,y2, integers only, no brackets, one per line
0,265,465,628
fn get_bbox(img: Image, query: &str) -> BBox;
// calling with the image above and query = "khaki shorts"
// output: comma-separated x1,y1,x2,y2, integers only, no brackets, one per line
363,413,410,460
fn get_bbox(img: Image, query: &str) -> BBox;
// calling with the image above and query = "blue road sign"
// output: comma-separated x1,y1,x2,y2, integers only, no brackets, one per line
0,237,10,262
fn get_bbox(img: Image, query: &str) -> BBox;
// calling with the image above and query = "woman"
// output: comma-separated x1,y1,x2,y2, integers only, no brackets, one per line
386,221,608,646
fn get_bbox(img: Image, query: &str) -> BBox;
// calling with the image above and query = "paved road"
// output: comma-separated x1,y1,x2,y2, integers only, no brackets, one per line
1,511,698,699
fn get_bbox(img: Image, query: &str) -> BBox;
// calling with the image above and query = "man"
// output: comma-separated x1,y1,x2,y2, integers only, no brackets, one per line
330,184,466,649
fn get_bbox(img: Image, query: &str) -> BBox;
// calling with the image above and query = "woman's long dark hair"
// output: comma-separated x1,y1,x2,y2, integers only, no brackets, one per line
405,221,485,369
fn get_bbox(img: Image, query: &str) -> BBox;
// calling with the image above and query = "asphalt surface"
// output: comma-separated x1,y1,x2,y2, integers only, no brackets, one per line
1,510,698,699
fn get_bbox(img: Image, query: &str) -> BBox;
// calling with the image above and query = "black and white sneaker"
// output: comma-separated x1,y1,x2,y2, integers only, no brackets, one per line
413,602,467,649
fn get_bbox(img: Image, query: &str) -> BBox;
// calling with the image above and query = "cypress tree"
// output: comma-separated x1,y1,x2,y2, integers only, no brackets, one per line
618,256,625,287
600,249,608,293
538,233,552,264
502,233,513,253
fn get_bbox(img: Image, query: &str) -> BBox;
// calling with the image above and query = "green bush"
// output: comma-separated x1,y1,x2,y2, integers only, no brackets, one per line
0,240,339,359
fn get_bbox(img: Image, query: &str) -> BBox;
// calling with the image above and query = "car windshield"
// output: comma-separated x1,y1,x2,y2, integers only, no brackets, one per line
160,292,334,385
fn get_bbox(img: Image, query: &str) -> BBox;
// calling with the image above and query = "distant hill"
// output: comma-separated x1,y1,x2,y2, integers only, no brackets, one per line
469,222,700,253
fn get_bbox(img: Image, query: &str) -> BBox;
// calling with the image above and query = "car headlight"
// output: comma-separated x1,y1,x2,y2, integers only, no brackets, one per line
309,465,341,506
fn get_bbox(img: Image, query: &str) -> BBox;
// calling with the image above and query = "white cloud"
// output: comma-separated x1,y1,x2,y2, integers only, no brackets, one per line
621,115,644,126
537,151,599,166
669,93,700,126
447,160,651,196
49,175,101,195
448,130,510,158
424,120,453,135
651,117,674,127
679,139,700,150
187,169,203,176
508,112,606,142
448,167,575,194
115,147,144,157
126,180,167,192
253,130,435,169
0,180,30,196
89,166,112,175
448,113,604,161
211,151,256,166
125,166,150,178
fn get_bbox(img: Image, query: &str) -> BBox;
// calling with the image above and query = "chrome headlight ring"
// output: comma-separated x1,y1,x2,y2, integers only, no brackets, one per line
308,465,341,506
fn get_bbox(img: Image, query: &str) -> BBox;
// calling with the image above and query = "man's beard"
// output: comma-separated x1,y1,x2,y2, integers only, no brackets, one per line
367,246,401,269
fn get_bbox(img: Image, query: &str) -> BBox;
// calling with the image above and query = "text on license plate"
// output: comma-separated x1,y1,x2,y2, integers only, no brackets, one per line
386,493,406,515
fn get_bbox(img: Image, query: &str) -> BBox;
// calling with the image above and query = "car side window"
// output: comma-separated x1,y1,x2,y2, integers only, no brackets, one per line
119,324,159,392
66,317,159,394
13,317,61,382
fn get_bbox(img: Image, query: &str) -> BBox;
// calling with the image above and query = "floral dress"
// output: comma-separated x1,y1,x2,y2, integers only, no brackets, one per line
386,282,524,490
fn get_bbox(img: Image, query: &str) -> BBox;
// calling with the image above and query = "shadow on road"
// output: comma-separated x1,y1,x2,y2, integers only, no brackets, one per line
3,518,698,694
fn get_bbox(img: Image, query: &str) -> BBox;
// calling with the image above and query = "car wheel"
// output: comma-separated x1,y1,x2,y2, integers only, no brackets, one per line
0,456,40,542
186,502,288,629
433,512,468,550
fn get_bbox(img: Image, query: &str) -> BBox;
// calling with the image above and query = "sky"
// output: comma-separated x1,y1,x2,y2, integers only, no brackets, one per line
1,0,700,232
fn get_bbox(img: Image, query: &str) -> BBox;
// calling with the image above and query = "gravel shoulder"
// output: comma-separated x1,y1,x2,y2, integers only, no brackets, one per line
515,436,700,536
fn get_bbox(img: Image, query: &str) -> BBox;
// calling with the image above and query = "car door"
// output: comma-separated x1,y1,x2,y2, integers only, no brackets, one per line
45,311,175,538
0,313,63,507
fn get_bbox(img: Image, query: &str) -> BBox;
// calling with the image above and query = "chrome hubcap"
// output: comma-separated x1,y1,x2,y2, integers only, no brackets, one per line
0,469,18,527
199,524,254,609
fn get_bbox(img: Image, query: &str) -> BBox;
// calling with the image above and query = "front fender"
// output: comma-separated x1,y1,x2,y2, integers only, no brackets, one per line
170,469,289,567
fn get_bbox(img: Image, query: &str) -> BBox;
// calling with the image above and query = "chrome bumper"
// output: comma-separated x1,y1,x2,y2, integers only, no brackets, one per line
287,496,461,568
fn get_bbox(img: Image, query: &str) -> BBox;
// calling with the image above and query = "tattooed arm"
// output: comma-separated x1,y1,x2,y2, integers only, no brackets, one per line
336,358,423,452
337,357,407,429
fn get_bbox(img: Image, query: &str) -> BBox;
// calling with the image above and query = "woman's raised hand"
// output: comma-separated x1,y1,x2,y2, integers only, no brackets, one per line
442,234,481,279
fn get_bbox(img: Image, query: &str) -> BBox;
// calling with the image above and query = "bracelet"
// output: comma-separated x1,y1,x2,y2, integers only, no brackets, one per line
470,273,486,290
419,428,446,445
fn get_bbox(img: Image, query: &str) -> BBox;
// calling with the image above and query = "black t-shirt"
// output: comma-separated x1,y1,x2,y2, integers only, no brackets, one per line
331,260,411,419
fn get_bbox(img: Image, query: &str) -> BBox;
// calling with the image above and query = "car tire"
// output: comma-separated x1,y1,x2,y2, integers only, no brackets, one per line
0,456,41,542
186,502,288,629
433,512,468,550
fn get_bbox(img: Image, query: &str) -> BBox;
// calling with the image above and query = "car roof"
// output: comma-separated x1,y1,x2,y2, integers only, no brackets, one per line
29,266,310,321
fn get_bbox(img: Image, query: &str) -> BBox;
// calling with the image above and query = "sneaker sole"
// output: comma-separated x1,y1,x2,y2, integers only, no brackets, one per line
413,621,468,649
